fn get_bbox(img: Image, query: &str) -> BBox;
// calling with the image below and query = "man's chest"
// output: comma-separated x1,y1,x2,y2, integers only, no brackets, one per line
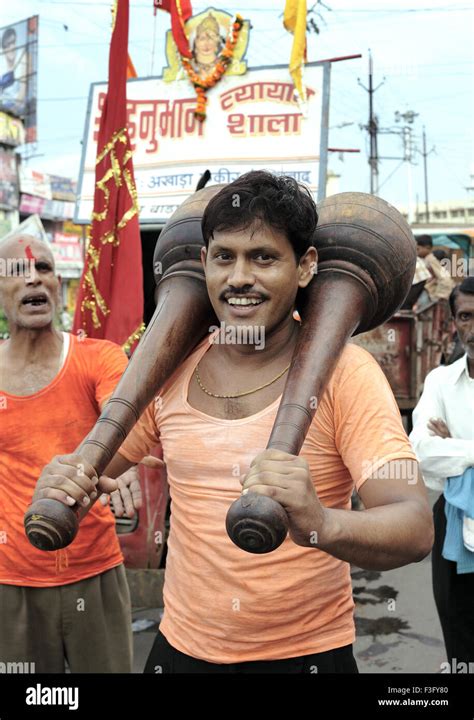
187,372,286,420
0,362,60,396
156,392,345,500
0,342,67,395
2,391,99,460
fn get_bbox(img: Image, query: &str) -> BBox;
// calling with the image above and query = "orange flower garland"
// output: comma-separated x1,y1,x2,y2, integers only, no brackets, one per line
181,14,244,121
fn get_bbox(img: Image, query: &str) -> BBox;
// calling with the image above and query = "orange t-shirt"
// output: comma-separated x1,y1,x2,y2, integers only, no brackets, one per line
0,333,127,587
119,332,417,663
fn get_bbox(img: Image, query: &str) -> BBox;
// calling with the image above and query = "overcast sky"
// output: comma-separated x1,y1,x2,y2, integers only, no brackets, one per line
2,0,473,212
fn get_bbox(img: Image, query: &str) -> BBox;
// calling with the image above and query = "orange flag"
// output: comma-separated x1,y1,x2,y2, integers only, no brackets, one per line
127,53,137,79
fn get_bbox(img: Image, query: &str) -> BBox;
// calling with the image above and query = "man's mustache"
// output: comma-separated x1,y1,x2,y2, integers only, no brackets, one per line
220,287,267,300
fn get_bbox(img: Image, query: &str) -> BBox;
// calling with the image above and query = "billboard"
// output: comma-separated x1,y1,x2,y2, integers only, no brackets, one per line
76,63,330,225
19,166,52,200
18,168,76,220
50,175,76,202
0,16,38,143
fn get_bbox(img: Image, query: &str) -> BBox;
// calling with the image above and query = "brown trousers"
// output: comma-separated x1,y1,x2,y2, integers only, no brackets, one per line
0,565,132,673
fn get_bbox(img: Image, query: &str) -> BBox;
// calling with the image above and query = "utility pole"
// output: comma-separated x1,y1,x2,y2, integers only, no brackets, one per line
405,126,414,224
358,51,384,195
368,53,378,195
422,128,429,222
395,110,419,223
420,127,435,223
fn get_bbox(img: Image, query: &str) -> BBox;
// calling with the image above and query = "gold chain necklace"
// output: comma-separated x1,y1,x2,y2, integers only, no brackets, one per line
195,361,291,399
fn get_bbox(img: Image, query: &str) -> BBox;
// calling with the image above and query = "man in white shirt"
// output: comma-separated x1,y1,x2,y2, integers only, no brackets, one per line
410,276,474,664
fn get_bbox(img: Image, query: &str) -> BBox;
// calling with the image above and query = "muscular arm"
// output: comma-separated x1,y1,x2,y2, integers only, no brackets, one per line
317,460,434,570
243,452,434,571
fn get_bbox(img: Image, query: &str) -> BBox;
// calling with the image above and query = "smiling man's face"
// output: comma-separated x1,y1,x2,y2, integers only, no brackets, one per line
0,236,61,332
201,221,316,335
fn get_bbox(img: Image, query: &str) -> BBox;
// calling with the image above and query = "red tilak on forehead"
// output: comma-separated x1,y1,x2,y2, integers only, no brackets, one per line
14,239,37,260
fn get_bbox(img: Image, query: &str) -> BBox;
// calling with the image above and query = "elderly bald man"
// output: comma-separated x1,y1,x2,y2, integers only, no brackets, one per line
0,234,154,673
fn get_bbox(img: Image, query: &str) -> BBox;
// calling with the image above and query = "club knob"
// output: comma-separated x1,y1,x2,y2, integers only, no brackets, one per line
226,493,289,554
24,499,79,551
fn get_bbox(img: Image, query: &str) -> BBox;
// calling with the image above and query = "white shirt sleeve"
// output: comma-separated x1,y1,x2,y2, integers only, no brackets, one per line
409,369,474,488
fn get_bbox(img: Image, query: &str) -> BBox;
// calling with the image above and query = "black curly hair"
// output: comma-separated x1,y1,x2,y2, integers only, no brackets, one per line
201,170,318,263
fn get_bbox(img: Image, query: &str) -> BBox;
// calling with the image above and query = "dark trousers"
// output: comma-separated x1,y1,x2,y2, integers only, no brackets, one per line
432,494,474,663
0,565,132,673
144,630,358,674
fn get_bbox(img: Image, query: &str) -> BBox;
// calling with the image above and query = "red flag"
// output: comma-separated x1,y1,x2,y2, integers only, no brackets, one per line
73,0,144,352
156,0,193,58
